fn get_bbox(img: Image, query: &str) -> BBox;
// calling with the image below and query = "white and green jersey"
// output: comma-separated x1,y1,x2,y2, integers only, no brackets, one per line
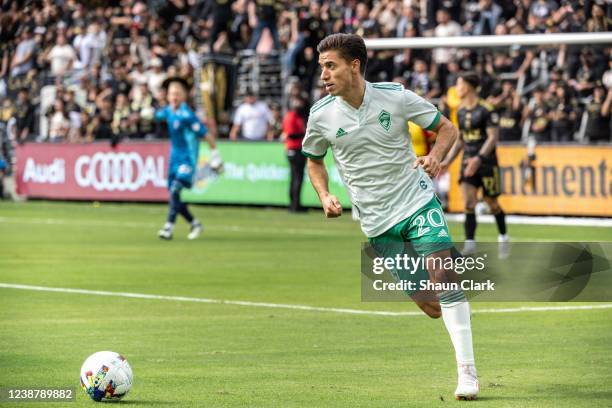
302,81,441,237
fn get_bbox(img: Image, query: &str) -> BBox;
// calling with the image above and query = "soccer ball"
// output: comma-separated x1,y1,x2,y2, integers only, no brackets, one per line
80,351,133,402
475,200,490,215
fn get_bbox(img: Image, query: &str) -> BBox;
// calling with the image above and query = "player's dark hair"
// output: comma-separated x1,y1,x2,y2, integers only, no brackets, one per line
317,34,368,75
458,71,480,89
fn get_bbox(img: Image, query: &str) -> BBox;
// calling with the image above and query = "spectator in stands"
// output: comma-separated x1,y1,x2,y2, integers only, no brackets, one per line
248,0,283,50
146,58,167,98
370,0,400,36
13,88,35,144
489,80,523,142
91,97,114,143
585,84,612,143
396,4,420,38
48,98,70,142
229,90,273,141
46,34,77,78
529,0,559,32
524,87,552,142
350,2,378,37
70,110,94,143
0,0,609,148
432,8,462,92
603,57,612,90
0,43,9,99
112,93,136,141
10,26,36,79
472,0,503,36
209,0,235,53
73,21,106,69
549,85,577,142
587,2,610,32
409,59,432,98
64,89,83,143
109,61,133,97
282,96,307,213
130,82,156,138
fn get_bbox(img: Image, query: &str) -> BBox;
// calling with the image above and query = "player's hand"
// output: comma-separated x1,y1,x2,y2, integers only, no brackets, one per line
322,194,342,218
413,155,441,178
463,156,481,178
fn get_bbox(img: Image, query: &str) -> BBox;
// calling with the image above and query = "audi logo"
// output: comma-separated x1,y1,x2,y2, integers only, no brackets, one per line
75,152,166,191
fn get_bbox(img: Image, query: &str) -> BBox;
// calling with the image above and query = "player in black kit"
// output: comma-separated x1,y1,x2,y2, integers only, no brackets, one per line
441,72,509,258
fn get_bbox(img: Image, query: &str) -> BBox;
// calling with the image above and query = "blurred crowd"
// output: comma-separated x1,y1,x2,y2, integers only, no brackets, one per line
0,0,610,157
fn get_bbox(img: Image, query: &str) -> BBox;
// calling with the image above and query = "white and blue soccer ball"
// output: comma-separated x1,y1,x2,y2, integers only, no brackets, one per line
80,351,133,402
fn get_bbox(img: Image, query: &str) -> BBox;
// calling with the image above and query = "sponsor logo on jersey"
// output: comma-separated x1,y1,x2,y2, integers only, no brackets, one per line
419,180,428,190
378,110,391,131
336,128,347,138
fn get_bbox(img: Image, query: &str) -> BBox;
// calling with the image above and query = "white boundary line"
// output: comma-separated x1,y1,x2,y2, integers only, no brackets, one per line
2,213,612,231
0,216,354,236
1,283,611,317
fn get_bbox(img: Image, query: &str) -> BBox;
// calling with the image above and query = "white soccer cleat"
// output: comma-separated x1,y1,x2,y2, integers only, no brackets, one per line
498,234,510,259
462,240,476,256
158,226,173,240
187,222,203,240
455,363,479,401
209,150,224,173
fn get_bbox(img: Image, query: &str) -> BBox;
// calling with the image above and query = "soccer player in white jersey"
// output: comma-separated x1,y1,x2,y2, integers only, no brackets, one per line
302,34,479,400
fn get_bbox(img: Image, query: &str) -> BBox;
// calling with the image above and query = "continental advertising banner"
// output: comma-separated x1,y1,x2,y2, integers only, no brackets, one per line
448,145,612,217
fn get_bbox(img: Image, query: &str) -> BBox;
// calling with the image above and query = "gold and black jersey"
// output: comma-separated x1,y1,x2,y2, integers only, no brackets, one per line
457,100,499,163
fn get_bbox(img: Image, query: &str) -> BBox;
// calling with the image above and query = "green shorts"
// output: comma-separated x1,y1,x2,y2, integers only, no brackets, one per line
368,196,454,295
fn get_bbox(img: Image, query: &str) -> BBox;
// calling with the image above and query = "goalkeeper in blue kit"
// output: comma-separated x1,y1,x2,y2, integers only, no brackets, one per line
155,77,206,240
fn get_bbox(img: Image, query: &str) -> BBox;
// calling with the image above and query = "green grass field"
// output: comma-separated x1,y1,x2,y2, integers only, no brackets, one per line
1,201,611,407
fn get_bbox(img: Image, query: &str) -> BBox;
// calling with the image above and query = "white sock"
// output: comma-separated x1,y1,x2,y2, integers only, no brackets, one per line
164,222,174,231
191,219,200,226
210,148,221,161
440,290,475,366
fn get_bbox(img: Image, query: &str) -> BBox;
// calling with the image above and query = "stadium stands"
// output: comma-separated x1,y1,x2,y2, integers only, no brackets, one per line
0,0,610,163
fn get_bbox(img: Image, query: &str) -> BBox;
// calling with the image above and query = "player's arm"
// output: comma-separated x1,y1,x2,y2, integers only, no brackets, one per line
302,116,340,217
154,107,166,122
306,158,342,218
403,90,457,178
186,110,208,138
429,116,458,161
154,93,167,122
415,115,458,177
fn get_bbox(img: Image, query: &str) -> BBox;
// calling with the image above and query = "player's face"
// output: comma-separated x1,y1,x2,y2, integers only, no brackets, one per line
167,83,187,110
319,50,359,97
455,77,473,99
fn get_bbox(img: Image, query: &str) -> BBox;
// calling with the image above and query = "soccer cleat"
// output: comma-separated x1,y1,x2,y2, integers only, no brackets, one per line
462,240,476,256
498,234,510,259
158,226,173,240
187,222,203,240
209,150,224,174
455,363,479,401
